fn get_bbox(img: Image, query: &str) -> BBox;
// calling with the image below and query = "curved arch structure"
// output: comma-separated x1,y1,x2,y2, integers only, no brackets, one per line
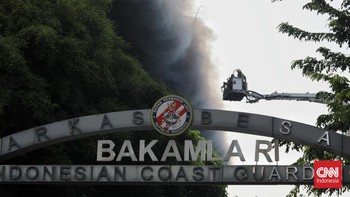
1,109,349,162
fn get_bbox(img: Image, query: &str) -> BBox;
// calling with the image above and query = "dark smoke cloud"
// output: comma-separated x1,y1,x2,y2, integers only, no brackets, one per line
110,0,221,108
110,0,227,153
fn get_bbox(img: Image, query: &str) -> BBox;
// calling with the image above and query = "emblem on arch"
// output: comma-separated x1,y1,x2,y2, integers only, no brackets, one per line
151,95,193,136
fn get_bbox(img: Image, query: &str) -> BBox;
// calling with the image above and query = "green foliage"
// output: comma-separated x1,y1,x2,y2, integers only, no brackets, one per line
0,0,169,135
275,0,350,196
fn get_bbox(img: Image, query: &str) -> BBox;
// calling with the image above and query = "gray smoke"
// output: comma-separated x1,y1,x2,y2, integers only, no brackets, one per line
110,0,226,152
111,0,221,108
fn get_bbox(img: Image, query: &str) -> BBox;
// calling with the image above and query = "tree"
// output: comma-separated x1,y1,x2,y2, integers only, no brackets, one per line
274,0,350,196
0,0,171,136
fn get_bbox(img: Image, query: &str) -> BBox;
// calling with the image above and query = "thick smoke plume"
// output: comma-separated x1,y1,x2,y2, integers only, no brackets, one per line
111,0,227,152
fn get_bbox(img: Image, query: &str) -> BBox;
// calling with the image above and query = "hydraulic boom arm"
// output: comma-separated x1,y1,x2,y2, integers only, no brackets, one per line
245,91,325,104
221,69,325,104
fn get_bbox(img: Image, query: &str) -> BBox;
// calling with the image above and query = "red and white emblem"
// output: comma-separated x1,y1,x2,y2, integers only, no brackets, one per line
151,95,192,136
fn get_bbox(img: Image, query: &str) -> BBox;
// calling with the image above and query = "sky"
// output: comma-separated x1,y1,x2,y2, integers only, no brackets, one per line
192,0,347,196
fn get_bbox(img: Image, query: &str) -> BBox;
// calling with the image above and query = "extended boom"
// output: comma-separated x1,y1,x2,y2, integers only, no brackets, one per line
221,69,325,104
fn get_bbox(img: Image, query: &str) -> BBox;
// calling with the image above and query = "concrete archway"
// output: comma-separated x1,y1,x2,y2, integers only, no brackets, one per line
1,109,349,162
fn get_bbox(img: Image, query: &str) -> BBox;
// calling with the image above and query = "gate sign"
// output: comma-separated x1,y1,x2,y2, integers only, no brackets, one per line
0,165,350,184
1,109,349,161
0,95,350,185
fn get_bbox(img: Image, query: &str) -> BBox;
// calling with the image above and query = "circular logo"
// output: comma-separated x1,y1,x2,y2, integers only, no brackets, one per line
151,95,192,136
